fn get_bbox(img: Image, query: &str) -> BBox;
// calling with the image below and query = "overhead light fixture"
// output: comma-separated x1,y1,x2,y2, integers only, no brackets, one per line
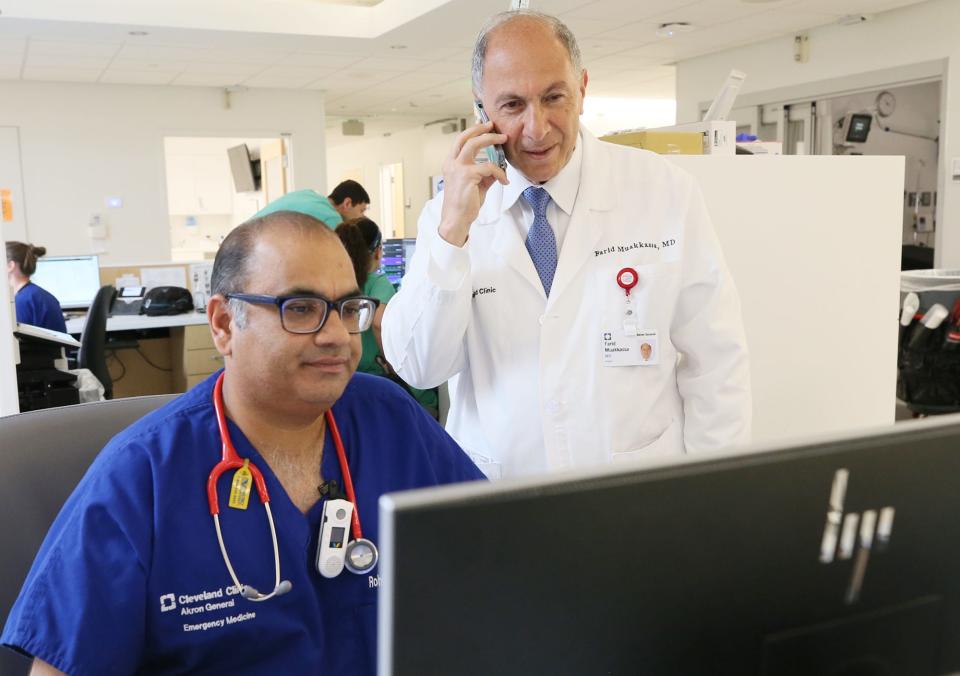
128,30,149,36
838,14,869,26
656,22,694,38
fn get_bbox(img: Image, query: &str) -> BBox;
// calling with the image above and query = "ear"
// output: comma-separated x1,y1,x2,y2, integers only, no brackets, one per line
208,294,235,358
578,69,588,116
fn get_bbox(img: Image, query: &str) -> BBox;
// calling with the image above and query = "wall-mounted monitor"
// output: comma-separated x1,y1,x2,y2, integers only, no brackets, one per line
227,144,261,192
30,255,101,310
845,113,873,144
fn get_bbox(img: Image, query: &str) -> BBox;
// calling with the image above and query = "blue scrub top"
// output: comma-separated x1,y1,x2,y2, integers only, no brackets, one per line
2,372,484,675
14,282,67,333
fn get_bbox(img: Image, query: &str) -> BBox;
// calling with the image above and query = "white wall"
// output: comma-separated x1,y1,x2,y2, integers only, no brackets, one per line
327,119,464,238
0,81,327,264
675,0,960,267
668,155,904,447
826,81,940,244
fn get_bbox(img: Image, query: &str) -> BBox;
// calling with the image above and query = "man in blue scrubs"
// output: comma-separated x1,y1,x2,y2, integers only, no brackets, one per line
2,211,485,675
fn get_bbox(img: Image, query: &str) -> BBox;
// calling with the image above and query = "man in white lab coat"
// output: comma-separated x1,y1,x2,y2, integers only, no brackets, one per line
382,10,751,479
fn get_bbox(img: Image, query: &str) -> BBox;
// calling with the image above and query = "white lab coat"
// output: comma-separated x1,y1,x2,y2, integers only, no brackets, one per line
383,128,751,478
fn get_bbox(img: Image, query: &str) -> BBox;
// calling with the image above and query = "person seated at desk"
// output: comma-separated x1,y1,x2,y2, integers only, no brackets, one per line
1,210,485,676
336,217,439,417
5,241,66,333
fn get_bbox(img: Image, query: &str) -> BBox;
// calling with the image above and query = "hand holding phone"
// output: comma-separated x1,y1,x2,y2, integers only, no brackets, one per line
436,106,508,247
474,101,507,171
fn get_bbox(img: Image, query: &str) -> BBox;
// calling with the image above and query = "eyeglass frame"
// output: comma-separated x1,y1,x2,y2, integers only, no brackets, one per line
224,292,380,334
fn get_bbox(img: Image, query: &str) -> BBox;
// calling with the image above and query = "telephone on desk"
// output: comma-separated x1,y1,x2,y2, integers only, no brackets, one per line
110,286,146,316
109,286,195,317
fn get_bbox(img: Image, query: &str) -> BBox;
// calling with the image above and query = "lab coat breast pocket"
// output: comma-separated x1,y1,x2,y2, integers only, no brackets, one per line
594,260,680,345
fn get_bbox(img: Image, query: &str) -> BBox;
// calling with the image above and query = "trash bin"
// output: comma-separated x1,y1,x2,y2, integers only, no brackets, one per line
898,269,960,413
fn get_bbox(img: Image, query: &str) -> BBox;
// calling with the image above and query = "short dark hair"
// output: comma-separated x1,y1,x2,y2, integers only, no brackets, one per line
328,180,370,207
5,241,47,277
211,210,337,325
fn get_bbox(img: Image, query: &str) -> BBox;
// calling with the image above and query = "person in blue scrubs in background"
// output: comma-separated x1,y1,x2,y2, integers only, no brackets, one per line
1,210,485,676
5,241,67,333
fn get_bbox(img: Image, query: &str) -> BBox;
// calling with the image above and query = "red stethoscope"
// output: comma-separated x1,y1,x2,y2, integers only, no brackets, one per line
207,371,377,602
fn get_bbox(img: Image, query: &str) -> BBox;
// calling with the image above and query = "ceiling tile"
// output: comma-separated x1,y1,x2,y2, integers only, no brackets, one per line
241,66,334,89
170,72,253,87
0,52,23,66
116,44,213,62
25,53,113,69
562,0,701,23
27,39,121,58
202,48,294,66
0,38,27,54
22,66,102,83
642,0,778,28
275,51,366,68
109,58,187,74
796,0,927,14
348,56,435,73
99,70,177,85
182,61,264,76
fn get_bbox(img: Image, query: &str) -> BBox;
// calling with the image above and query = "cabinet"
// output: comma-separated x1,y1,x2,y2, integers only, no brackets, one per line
172,325,223,391
166,154,234,215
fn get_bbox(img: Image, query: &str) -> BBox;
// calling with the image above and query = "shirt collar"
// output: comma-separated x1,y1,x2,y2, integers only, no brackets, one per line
501,132,583,216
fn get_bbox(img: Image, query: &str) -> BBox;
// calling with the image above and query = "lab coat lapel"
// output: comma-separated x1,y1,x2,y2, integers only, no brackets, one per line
478,177,545,296
549,129,616,305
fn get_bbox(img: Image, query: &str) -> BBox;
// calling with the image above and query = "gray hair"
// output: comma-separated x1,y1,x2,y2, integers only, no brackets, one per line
471,10,583,94
210,210,338,329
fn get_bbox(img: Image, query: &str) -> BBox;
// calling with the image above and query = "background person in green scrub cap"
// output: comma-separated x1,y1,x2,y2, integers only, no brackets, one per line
254,179,370,228
336,217,440,418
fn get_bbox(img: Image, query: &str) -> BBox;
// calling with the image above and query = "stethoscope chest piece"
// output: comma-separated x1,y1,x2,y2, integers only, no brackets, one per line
345,538,379,575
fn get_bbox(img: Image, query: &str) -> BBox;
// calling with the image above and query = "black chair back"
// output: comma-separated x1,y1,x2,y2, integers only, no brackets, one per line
78,285,114,399
0,394,177,675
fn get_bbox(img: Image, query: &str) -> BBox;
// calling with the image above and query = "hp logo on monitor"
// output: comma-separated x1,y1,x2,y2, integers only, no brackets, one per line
819,468,895,605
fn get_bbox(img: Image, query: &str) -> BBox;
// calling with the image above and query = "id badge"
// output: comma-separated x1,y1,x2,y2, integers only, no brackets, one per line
602,329,659,367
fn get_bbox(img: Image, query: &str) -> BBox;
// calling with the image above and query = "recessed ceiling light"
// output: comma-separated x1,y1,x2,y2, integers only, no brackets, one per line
390,44,407,50
656,22,694,39
128,30,149,36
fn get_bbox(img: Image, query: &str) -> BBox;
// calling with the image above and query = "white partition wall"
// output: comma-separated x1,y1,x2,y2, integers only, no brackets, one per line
668,156,904,446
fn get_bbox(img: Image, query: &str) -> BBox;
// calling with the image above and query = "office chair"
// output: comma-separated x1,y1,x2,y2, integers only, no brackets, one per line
78,285,115,399
0,394,177,675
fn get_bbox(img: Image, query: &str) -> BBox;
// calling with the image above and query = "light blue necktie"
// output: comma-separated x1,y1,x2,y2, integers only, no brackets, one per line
521,186,558,297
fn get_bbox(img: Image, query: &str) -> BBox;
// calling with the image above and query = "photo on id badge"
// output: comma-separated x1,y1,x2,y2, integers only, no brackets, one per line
602,329,659,367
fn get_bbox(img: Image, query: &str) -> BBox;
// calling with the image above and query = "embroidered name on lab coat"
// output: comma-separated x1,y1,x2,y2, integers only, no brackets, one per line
594,238,678,258
472,286,497,299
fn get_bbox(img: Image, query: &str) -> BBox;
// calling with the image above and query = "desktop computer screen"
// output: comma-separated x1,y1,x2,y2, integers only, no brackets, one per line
379,417,960,676
380,239,406,287
30,255,101,310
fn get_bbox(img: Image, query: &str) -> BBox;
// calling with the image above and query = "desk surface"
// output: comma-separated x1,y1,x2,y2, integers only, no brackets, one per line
65,312,209,334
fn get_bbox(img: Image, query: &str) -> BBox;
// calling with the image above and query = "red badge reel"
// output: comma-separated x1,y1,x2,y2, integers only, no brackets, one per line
617,267,639,296
617,268,639,336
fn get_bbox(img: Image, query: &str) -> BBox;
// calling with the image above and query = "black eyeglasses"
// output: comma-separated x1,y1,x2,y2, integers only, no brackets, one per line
225,293,379,334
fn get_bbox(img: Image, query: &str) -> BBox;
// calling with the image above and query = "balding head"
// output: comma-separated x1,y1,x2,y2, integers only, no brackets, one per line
471,10,582,95
211,210,340,326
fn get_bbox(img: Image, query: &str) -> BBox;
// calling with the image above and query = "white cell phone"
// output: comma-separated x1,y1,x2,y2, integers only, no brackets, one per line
474,101,507,171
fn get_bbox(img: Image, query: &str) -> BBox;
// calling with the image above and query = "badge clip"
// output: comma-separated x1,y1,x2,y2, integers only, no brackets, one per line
617,268,639,336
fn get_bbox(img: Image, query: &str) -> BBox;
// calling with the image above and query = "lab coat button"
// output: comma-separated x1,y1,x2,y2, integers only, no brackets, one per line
546,399,560,413
538,314,546,325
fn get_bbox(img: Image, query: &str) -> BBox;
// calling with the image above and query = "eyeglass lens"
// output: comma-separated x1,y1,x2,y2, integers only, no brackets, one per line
280,297,375,334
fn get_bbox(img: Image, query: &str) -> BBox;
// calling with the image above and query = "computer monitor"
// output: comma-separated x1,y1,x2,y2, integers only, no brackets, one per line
378,416,960,676
380,239,406,287
30,255,101,310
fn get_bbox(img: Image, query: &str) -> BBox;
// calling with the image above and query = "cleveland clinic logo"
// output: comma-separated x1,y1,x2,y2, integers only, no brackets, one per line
818,469,895,604
160,594,177,612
